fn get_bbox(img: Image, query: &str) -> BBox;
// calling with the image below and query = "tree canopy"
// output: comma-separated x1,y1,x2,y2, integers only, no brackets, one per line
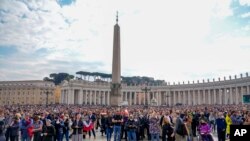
44,71,165,86
43,73,74,85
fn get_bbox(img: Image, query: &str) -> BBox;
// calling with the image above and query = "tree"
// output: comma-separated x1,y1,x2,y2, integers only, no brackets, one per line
43,73,75,85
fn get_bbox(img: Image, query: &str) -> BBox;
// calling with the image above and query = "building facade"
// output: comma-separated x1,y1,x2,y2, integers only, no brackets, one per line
60,73,250,106
0,80,55,105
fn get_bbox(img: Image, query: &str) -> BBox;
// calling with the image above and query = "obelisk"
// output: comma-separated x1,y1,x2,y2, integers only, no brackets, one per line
110,12,122,106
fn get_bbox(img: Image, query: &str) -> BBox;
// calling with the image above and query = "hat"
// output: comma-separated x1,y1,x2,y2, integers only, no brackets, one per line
46,119,51,123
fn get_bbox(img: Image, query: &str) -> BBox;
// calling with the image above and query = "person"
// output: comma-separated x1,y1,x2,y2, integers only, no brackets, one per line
198,119,212,141
230,111,243,125
83,115,94,139
9,116,19,141
216,112,226,141
20,113,33,141
32,115,43,141
243,112,250,125
89,112,96,139
225,112,232,140
185,114,193,141
162,116,174,141
125,115,137,141
0,109,6,141
209,112,216,133
104,112,113,141
71,113,84,141
54,116,64,141
63,114,70,141
191,111,199,137
149,112,160,141
100,113,106,136
112,110,123,141
174,112,187,141
41,119,56,141
121,113,128,140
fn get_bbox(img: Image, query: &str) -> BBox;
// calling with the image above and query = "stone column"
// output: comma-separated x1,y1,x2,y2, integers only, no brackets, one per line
213,89,219,104
240,86,244,104
79,89,83,104
125,92,127,102
129,92,132,105
202,89,207,104
83,90,86,105
247,85,249,94
108,91,110,105
186,91,189,105
182,91,185,105
197,90,200,105
61,90,64,104
236,87,239,105
138,92,141,105
69,89,74,104
178,91,181,104
94,91,96,105
134,92,136,105
143,92,146,105
229,87,232,104
147,92,150,105
192,90,196,105
159,91,162,105
98,91,101,105
224,88,228,104
208,89,211,105
173,91,176,105
90,91,93,105
156,91,159,106
104,91,106,105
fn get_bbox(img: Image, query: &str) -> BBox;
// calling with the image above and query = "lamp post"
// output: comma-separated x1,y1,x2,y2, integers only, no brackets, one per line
44,89,51,107
141,86,151,107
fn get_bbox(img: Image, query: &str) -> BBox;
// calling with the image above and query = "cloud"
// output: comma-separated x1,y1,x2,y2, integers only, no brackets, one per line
0,0,250,82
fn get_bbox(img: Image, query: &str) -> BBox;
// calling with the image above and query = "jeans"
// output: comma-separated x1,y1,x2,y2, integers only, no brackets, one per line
127,130,136,141
106,128,113,141
63,130,69,141
151,133,160,141
21,136,31,141
113,125,121,141
88,128,96,137
56,132,63,141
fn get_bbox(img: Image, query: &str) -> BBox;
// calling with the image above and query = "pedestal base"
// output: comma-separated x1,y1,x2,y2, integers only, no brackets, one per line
110,83,122,106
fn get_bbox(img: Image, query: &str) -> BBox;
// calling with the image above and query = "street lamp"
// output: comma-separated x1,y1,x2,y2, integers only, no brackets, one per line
141,86,151,107
165,93,172,107
44,89,51,107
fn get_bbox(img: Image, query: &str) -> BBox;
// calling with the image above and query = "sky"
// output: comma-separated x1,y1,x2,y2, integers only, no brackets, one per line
0,0,250,83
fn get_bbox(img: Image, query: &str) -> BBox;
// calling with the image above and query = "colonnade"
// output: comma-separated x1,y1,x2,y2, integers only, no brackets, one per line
60,81,250,106
61,89,110,105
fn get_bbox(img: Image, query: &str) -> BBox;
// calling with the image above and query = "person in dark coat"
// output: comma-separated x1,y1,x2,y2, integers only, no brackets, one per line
54,117,64,141
9,117,19,141
42,119,56,141
104,112,113,141
63,115,70,141
0,110,6,141
162,116,174,141
216,112,226,141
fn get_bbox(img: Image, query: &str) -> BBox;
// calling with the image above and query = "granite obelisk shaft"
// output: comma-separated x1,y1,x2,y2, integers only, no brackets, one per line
110,12,122,106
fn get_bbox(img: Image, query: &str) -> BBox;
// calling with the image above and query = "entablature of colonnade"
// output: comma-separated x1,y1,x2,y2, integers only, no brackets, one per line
60,75,250,91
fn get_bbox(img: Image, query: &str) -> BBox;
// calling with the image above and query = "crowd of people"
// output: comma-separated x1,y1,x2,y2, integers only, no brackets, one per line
0,104,250,141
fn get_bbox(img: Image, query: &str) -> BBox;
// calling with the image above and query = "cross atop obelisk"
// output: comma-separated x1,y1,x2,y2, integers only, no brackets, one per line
110,11,122,106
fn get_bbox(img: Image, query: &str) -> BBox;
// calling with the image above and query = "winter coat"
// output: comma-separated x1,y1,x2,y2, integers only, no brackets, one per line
225,115,232,134
42,125,56,141
216,118,226,132
149,117,160,134
198,123,211,134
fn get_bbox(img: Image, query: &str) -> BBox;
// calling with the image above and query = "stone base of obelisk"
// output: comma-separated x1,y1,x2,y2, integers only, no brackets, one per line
110,84,122,106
